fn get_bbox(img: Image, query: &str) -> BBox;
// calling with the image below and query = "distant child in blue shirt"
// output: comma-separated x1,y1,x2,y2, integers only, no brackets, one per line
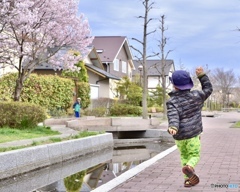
73,98,81,118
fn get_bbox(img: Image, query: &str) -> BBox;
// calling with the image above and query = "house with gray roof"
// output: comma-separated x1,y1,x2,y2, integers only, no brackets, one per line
32,46,120,100
90,36,135,99
84,47,120,99
92,36,135,77
32,36,135,100
132,59,175,91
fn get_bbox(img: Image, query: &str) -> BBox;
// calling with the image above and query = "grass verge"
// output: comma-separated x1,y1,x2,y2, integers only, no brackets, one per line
0,126,60,143
231,121,240,128
0,130,104,153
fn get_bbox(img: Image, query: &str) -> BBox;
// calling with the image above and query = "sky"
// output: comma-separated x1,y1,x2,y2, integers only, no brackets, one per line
78,0,240,75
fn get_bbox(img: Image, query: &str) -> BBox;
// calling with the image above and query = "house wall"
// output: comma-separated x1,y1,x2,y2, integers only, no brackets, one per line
128,62,132,81
109,79,118,99
0,54,19,77
99,80,110,98
0,66,17,77
87,70,110,99
148,76,172,88
87,70,100,84
84,56,92,64
148,76,160,88
168,65,175,91
148,76,172,92
90,84,99,99
32,70,62,76
108,47,131,79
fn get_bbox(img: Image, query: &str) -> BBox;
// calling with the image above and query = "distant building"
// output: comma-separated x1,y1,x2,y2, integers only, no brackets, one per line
132,59,175,92
91,36,135,99
0,64,17,77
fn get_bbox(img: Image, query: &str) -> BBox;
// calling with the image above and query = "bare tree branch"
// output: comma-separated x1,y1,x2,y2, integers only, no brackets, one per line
146,53,159,59
211,68,236,108
146,29,156,36
131,38,143,45
130,45,143,57
165,50,173,59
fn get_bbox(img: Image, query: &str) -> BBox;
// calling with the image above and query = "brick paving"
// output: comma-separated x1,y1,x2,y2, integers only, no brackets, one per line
109,112,240,192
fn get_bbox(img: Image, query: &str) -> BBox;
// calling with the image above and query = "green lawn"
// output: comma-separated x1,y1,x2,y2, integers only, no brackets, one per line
232,121,240,128
0,127,104,152
0,126,60,143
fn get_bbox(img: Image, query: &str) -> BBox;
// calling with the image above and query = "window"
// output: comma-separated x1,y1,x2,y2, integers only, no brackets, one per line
96,49,103,54
114,59,119,71
122,61,126,73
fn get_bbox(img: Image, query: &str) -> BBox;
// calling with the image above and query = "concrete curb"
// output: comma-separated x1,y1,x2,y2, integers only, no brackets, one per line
0,133,113,180
0,149,113,192
45,117,162,132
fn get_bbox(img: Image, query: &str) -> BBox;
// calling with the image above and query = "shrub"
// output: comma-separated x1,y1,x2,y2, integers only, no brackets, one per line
76,81,90,109
48,107,67,118
90,98,115,109
109,103,142,116
83,107,106,117
126,84,142,106
115,76,142,106
0,73,74,112
155,106,163,112
148,85,164,107
0,102,47,129
148,104,163,113
62,59,91,110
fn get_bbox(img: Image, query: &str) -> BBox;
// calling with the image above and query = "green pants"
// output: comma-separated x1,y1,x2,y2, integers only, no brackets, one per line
175,135,201,178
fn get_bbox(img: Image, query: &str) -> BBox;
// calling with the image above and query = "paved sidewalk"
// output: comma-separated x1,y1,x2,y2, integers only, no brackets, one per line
100,112,240,192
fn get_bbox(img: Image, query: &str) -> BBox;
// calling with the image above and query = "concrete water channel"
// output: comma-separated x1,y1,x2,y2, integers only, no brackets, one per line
0,141,174,192
0,116,175,192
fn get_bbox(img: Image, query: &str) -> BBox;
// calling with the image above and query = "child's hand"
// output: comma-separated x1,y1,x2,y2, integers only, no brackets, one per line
168,127,177,135
196,67,204,76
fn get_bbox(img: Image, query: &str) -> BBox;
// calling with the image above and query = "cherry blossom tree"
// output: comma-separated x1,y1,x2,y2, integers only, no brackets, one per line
0,0,93,101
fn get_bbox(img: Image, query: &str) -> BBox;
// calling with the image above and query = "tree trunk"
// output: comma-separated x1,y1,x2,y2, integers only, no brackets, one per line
14,75,24,101
131,0,155,119
162,75,167,119
142,64,148,119
160,15,168,119
142,0,149,119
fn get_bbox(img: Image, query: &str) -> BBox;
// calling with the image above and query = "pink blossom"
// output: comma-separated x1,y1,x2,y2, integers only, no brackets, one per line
0,0,93,72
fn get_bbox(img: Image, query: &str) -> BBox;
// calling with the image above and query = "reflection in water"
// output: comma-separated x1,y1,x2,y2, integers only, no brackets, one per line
0,141,174,192
35,141,173,192
0,149,113,192
64,171,86,192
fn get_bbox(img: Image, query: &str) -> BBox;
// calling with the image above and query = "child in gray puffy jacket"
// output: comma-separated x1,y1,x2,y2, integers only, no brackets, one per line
167,67,213,187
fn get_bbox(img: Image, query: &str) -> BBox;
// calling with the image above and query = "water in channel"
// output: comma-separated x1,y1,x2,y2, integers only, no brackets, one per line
0,141,174,192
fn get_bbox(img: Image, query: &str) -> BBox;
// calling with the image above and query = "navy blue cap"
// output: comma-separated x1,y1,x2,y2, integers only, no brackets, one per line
170,70,193,90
